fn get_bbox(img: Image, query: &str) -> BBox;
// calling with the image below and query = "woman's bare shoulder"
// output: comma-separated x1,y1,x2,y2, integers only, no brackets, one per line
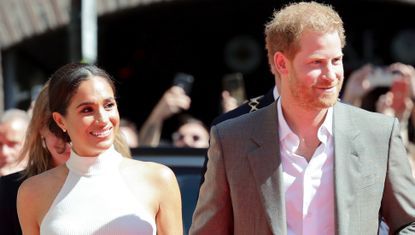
19,165,68,199
121,158,177,184
17,165,69,224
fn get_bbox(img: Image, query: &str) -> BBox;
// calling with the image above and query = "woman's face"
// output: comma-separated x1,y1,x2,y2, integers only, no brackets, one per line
40,127,70,166
173,122,209,148
53,76,120,157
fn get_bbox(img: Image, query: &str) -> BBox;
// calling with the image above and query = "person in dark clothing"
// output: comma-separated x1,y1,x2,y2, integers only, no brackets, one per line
0,171,25,235
199,87,277,185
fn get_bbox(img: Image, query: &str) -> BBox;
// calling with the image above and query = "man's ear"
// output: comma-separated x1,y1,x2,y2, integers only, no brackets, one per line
52,112,66,132
274,52,289,76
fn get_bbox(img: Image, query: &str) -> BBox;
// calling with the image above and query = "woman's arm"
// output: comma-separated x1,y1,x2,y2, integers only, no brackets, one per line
17,179,41,235
155,165,183,235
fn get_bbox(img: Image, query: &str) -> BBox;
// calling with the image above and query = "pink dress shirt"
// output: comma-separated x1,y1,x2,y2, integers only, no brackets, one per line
277,100,335,235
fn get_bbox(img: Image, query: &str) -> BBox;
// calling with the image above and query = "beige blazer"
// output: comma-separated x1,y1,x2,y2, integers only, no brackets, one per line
190,101,415,235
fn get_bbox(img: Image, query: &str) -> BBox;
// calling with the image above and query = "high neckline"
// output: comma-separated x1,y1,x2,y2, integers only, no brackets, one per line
66,146,122,176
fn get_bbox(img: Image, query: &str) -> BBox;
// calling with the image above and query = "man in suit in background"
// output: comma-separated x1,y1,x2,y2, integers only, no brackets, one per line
190,2,415,234
199,87,277,185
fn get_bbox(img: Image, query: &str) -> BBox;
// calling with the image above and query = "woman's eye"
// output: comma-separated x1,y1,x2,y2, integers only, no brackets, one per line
81,107,93,113
105,102,115,110
333,57,342,65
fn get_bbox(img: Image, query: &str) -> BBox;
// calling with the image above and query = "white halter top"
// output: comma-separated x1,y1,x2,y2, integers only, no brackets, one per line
40,146,156,235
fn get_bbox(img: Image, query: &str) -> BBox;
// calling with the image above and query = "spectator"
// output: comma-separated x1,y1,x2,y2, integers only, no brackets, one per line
221,90,239,113
139,84,232,148
119,118,140,148
139,85,191,147
0,109,30,176
17,62,182,234
172,114,209,148
199,87,278,185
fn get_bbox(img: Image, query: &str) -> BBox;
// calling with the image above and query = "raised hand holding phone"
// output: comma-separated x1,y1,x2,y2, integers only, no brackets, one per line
390,78,413,121
222,73,246,105
172,73,194,96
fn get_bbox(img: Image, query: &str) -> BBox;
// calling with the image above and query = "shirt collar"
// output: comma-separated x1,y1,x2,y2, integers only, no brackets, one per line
273,86,279,100
277,99,333,145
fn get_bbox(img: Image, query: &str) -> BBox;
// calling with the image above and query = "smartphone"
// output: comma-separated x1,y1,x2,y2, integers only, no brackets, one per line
222,73,246,105
391,78,410,109
172,73,194,95
367,67,395,87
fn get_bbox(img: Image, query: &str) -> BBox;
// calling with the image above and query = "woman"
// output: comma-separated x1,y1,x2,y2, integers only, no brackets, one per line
21,81,132,178
17,63,182,235
172,114,209,148
1,81,132,235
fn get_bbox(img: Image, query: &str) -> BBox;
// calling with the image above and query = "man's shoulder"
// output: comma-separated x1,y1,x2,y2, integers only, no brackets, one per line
335,102,395,126
211,101,253,126
211,89,275,126
214,101,275,133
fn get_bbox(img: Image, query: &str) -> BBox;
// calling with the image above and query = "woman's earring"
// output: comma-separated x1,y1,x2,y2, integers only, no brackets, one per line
62,128,66,133
41,137,47,149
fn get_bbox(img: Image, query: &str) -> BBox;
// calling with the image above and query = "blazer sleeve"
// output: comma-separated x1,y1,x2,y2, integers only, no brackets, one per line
189,125,233,235
381,118,415,234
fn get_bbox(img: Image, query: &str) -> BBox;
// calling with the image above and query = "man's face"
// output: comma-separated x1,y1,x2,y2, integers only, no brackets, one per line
0,121,26,168
284,30,344,110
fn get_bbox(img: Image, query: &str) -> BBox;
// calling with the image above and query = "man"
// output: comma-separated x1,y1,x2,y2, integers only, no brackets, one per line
199,88,277,185
0,109,30,176
190,2,415,235
0,109,30,235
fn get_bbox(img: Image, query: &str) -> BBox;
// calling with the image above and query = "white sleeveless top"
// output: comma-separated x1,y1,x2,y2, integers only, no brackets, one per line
40,146,157,235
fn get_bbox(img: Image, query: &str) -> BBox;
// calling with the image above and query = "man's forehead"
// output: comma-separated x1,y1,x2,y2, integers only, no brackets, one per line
0,123,26,142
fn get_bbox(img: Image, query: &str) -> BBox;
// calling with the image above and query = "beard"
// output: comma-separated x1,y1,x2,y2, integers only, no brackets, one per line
288,69,343,110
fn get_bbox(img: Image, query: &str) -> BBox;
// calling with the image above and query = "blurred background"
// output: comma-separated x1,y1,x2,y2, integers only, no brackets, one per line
1,0,415,137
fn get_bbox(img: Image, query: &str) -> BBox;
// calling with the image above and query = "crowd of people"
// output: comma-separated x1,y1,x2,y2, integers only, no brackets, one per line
1,1,415,235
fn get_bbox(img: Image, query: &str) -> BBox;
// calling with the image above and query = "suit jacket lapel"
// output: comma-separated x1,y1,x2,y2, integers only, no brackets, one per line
247,102,287,235
333,103,362,235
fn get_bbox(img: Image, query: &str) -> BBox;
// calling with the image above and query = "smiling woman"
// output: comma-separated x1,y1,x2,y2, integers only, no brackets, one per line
16,63,183,235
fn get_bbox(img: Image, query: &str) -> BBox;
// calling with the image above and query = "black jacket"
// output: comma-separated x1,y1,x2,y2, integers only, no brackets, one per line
0,171,25,235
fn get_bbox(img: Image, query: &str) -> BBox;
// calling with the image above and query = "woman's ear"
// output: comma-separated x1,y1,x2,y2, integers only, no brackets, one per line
274,52,289,76
52,112,66,133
